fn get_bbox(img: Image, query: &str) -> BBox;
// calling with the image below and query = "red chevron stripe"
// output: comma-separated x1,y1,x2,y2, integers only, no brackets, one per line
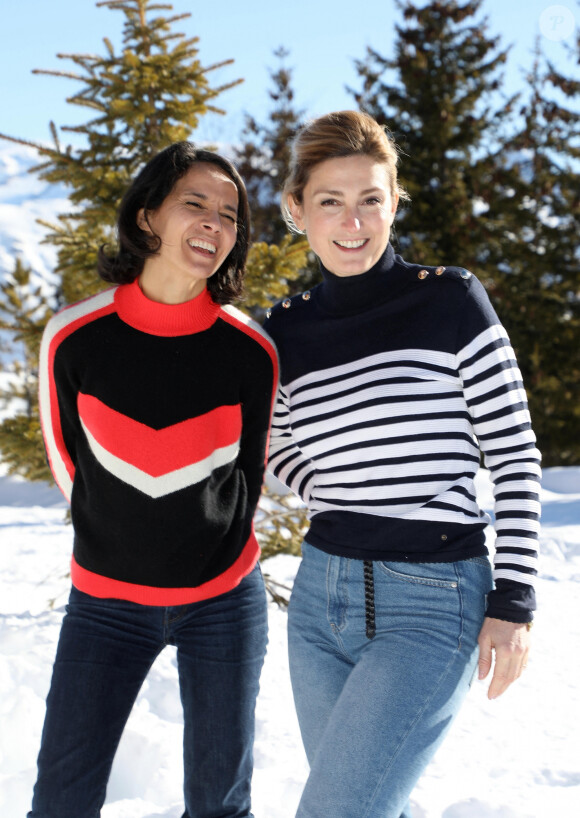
78,393,241,477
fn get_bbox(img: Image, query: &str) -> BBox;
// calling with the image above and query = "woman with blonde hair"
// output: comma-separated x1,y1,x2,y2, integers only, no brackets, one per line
265,111,540,817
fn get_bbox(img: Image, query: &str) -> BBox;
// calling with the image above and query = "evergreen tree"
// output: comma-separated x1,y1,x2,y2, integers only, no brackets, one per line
0,0,242,477
0,259,53,480
352,0,514,267
481,43,580,465
0,0,242,306
235,47,303,246
234,48,316,297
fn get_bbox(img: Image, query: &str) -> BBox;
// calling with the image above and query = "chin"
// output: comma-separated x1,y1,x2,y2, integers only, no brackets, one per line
334,260,374,277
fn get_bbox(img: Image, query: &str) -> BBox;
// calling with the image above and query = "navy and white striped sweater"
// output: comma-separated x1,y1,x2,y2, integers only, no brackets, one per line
264,245,541,622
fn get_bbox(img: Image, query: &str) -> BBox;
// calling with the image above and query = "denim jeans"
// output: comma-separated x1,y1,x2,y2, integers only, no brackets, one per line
28,565,268,818
288,542,493,818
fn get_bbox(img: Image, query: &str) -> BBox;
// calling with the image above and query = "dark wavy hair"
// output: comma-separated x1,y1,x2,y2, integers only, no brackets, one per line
98,142,250,304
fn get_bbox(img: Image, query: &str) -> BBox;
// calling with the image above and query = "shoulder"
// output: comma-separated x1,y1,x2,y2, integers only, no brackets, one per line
43,287,118,348
218,303,278,365
263,289,317,343
397,257,493,310
265,288,315,321
397,258,476,289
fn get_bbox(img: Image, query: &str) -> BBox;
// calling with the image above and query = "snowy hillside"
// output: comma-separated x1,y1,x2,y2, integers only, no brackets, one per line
1,466,579,818
0,141,65,286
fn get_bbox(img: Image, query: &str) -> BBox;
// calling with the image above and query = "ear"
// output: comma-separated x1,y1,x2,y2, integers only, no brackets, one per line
391,190,400,219
137,207,152,233
287,195,305,232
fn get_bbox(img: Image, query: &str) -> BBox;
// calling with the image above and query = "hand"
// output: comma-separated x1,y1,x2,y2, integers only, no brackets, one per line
477,617,531,699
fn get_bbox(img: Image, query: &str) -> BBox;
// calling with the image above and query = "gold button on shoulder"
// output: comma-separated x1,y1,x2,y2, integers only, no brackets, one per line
441,534,448,541
418,269,429,280
266,308,272,318
302,290,311,301
460,269,471,280
282,298,292,309
435,266,445,276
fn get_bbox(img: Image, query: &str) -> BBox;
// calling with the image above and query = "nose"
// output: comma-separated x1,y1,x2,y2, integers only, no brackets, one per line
342,207,361,232
201,209,222,232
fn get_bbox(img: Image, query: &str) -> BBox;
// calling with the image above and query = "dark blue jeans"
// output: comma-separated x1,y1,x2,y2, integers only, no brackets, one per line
28,566,268,818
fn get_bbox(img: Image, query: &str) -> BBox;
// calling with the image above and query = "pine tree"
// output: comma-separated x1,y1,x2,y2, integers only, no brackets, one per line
0,259,53,480
235,47,302,246
0,0,242,306
352,0,514,267
481,42,580,465
234,48,315,297
0,0,242,477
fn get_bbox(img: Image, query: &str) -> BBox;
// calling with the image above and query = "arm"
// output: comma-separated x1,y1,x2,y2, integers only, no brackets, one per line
457,279,541,696
267,384,317,504
38,312,81,503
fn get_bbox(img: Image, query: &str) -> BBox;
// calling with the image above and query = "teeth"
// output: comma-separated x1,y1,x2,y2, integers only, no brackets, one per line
335,239,367,249
188,239,217,254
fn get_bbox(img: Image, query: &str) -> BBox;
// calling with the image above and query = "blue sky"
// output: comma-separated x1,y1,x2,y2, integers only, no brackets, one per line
0,0,577,147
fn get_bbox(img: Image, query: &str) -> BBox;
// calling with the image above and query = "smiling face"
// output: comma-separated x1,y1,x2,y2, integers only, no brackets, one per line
137,163,239,304
288,154,399,277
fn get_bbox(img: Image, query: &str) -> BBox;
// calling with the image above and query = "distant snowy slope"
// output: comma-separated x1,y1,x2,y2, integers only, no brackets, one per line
0,142,67,287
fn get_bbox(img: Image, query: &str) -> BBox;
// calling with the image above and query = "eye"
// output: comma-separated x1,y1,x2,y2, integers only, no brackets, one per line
364,196,382,205
320,198,339,207
221,211,237,224
186,200,203,209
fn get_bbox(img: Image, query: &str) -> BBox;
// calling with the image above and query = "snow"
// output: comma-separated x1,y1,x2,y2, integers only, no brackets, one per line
0,142,66,287
1,467,579,817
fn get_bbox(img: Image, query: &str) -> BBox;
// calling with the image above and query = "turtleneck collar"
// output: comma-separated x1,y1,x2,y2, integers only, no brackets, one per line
115,278,220,336
316,244,401,315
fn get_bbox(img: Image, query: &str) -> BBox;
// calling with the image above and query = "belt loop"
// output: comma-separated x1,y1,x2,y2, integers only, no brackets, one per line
363,560,376,639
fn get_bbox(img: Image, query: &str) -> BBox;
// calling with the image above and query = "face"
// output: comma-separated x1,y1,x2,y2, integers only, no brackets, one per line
289,154,398,277
138,163,239,303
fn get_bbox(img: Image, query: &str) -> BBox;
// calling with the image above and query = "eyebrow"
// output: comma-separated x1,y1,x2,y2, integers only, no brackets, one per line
181,190,238,214
312,187,384,197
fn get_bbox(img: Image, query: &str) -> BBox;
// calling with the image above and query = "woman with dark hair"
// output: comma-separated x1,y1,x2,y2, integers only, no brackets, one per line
32,142,278,818
264,111,540,818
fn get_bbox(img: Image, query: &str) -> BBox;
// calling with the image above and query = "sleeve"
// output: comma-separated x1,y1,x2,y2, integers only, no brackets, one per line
267,383,317,504
38,314,80,503
456,278,541,623
236,337,279,518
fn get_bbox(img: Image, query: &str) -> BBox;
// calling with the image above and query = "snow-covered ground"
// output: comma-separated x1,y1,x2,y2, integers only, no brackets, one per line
1,466,579,818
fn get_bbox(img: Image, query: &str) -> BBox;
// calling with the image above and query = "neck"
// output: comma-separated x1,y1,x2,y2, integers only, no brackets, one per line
317,244,397,315
138,268,207,305
115,278,220,337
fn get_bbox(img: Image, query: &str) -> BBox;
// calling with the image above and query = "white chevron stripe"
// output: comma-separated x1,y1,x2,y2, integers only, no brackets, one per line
81,420,239,498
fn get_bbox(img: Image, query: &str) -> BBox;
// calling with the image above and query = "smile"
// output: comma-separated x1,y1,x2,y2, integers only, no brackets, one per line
334,239,368,249
187,239,217,254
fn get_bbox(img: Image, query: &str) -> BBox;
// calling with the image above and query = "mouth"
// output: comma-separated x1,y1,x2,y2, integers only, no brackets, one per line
333,239,369,250
187,238,217,255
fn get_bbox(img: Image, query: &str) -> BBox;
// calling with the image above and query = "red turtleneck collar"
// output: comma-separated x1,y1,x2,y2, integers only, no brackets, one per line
114,279,221,337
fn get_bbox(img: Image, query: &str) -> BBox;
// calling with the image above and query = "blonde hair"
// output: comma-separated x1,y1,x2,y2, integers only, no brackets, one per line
282,110,408,232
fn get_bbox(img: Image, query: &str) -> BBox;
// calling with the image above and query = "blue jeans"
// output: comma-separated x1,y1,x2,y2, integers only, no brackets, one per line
28,566,268,818
288,542,493,818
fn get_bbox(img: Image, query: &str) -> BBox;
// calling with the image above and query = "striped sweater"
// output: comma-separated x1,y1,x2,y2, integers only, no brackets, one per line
39,279,278,605
264,245,541,622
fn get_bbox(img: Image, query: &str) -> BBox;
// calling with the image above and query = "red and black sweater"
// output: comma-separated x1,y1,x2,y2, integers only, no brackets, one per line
39,280,278,606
